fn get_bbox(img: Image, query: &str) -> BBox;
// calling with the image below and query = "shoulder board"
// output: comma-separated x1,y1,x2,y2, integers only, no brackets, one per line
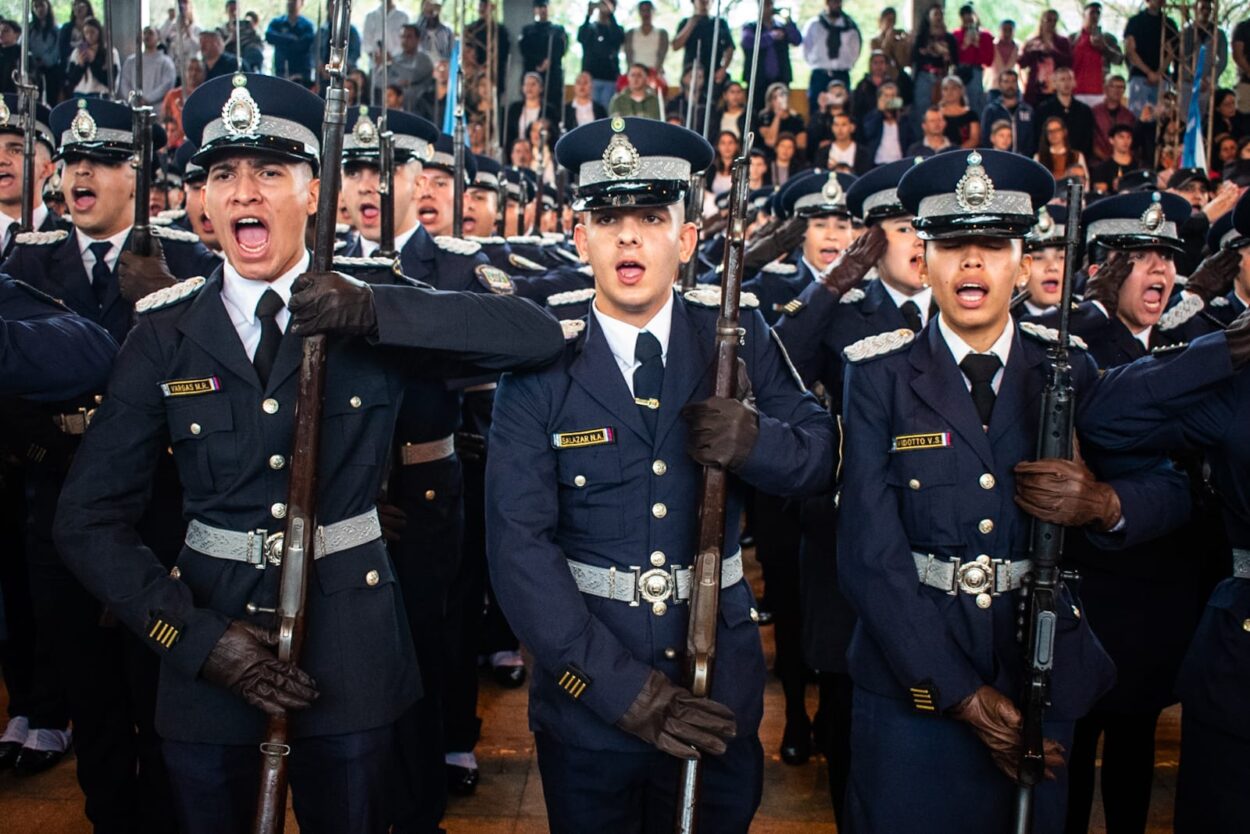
14,229,69,246
553,246,583,264
682,286,760,309
1018,320,1089,350
135,276,206,313
149,214,175,226
334,255,397,270
334,238,348,251
760,261,798,274
547,287,596,306
508,252,547,272
1157,292,1204,331
157,209,187,221
840,287,866,304
150,225,201,244
560,319,586,341
476,263,514,294
7,277,67,310
1152,342,1188,355
1210,295,1231,307
863,267,880,282
843,328,916,363
434,235,483,256
335,223,352,236
506,235,542,245
466,235,506,245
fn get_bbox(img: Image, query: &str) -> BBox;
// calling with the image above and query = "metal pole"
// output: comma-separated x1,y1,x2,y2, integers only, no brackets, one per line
104,0,115,98
702,0,723,140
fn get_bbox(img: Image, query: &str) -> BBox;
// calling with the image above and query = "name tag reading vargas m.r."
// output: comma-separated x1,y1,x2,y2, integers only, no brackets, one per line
891,432,952,452
551,428,617,449
159,376,222,397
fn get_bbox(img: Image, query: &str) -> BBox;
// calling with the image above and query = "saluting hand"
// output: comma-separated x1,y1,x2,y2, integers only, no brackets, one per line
821,223,888,298
1183,246,1241,303
1082,252,1132,317
200,621,319,716
118,239,178,303
743,214,807,273
288,271,379,337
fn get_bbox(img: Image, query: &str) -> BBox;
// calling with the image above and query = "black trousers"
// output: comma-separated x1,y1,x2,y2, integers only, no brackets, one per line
535,733,763,834
1064,709,1161,834
1174,711,1250,833
163,725,397,834
752,492,805,724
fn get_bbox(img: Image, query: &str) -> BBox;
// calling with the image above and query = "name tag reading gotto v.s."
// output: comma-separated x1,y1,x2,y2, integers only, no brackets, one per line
159,377,222,397
551,428,616,449
891,432,952,452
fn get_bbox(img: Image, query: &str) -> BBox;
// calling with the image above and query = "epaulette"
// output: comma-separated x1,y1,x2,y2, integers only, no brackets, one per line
1018,321,1089,350
334,238,347,251
1210,295,1231,307
560,319,586,341
14,229,68,246
547,287,596,306
1157,292,1204,331
840,287,866,304
157,209,187,221
552,247,582,264
476,264,514,294
335,223,352,236
1152,342,1188,355
149,214,174,226
508,252,547,272
434,235,483,256
843,328,915,363
683,286,760,309
150,224,201,244
506,234,543,245
135,276,206,313
467,235,506,245
760,261,798,274
334,255,397,270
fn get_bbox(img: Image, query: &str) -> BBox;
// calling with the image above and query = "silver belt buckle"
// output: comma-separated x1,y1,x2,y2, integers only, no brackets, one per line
956,555,994,595
263,531,284,566
637,567,676,616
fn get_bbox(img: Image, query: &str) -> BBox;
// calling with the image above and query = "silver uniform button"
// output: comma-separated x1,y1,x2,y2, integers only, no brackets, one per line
271,502,286,519
365,569,380,586
262,398,279,414
170,566,181,579
652,601,667,616
749,607,760,623
652,459,667,476
979,473,996,490
978,519,994,535
652,502,667,519
650,551,666,567
350,395,362,408
908,478,921,490
189,422,201,435
976,593,992,609
573,474,587,487
269,455,285,470
663,647,677,660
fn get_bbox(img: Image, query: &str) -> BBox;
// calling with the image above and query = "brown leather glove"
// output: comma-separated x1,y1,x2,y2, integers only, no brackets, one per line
1013,446,1122,531
616,669,737,760
820,224,888,297
743,215,806,273
702,213,729,238
681,361,758,470
200,621,319,716
1226,307,1250,368
377,501,408,543
1183,247,1241,303
1082,253,1133,317
118,239,177,303
746,215,782,245
289,271,378,337
949,685,1066,782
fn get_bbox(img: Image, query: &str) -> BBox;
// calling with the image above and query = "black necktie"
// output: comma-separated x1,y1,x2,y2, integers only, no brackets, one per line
253,289,285,387
89,241,113,309
959,353,1002,428
633,331,664,438
900,299,923,333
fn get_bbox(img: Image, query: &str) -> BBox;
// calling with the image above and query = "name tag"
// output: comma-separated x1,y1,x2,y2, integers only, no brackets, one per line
551,428,616,449
891,432,952,452
160,377,222,397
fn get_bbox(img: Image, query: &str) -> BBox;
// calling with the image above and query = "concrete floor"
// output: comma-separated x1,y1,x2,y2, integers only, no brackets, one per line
0,548,1180,833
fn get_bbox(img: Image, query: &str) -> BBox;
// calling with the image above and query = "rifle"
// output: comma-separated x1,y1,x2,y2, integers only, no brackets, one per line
14,0,36,234
1013,179,1083,834
251,0,352,831
376,0,396,258
452,0,467,238
674,5,766,832
104,0,115,98
130,18,154,257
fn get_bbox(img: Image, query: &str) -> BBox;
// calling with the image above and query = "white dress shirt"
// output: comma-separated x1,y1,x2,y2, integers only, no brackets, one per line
591,291,674,396
802,15,862,71
937,313,1014,394
220,250,309,361
874,120,902,165
882,283,934,328
360,223,418,258
76,226,131,281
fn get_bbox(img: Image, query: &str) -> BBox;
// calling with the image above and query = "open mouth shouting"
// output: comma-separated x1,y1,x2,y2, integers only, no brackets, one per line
1040,277,1061,295
954,279,990,309
818,245,842,266
71,185,97,213
0,169,14,191
462,214,478,234
232,215,270,259
615,257,645,285
358,200,380,227
417,203,440,227
1141,281,1166,314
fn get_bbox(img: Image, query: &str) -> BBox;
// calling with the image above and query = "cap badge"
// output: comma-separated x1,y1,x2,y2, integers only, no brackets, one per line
222,74,261,136
603,132,641,180
1140,192,1164,234
610,116,626,133
955,151,995,212
821,172,844,204
0,98,9,126
1036,206,1053,235
70,99,97,142
353,107,379,146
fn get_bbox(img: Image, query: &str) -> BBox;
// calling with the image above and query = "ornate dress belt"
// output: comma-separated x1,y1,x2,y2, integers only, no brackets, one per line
567,551,744,615
913,552,1032,607
184,509,382,568
399,434,455,465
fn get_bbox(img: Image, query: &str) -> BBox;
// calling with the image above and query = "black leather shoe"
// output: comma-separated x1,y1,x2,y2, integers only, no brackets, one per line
446,764,480,796
0,741,21,770
14,747,66,776
491,664,527,688
779,718,812,766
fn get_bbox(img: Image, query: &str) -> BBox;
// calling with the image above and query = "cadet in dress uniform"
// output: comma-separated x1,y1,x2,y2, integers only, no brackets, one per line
52,72,565,834
835,149,1203,833
1202,211,1250,326
0,274,116,398
486,116,836,833
0,95,69,259
1014,204,1071,320
174,142,221,252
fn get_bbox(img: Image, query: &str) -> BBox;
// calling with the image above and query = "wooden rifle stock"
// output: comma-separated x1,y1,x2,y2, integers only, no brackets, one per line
1013,181,1083,834
251,1,352,831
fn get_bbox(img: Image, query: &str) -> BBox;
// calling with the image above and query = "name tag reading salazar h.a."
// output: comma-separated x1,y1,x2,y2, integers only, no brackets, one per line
551,428,617,449
891,432,953,452
159,376,222,398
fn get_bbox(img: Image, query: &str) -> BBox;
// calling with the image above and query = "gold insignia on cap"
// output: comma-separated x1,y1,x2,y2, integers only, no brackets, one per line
353,108,379,146
1036,206,1053,235
822,172,844,203
0,98,9,125
603,132,641,179
1140,191,1164,233
222,74,261,136
71,99,97,142
955,151,995,212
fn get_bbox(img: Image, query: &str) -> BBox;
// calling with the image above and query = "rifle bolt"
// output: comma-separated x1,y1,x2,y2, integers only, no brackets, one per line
245,602,276,615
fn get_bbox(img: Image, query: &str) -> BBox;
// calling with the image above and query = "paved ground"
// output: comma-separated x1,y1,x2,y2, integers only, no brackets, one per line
0,548,1180,832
